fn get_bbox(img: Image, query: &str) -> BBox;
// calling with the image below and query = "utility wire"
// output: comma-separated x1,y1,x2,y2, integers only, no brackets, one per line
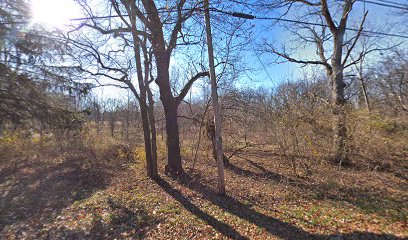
0,7,198,25
377,0,408,8
212,8,408,39
357,0,408,10
2,7,408,39
2,0,407,25
375,0,408,7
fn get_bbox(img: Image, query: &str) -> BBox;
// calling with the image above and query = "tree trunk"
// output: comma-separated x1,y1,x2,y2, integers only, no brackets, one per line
140,0,187,176
140,103,154,177
153,56,184,176
126,78,155,178
205,0,225,195
142,39,158,178
358,75,370,112
147,88,158,175
126,91,130,140
331,63,348,165
205,119,229,165
109,113,115,137
127,6,157,178
161,92,183,176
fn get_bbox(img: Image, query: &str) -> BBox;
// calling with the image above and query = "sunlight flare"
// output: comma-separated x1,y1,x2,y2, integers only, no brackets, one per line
30,0,81,28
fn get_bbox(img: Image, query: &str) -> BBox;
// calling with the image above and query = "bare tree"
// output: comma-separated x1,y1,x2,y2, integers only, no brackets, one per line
66,4,159,177
268,0,368,165
134,0,209,175
372,49,408,114
72,0,212,176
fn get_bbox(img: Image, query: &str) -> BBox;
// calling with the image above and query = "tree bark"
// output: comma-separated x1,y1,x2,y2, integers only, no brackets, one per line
330,31,348,165
205,119,229,165
142,40,158,178
358,74,370,112
205,0,225,195
128,4,156,178
323,0,355,166
139,0,202,176
140,100,155,177
147,88,158,175
162,91,183,175
154,53,183,175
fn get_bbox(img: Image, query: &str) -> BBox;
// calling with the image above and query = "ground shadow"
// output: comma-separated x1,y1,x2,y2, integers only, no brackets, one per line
0,148,112,236
155,177,248,239
44,197,154,239
162,172,404,240
225,156,308,189
325,232,405,240
175,173,320,240
228,154,407,223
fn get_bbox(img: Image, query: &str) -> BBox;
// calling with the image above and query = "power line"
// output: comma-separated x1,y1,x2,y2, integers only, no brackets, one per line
378,0,408,8
357,0,408,10
2,7,408,39
340,0,408,10
0,7,198,25
2,0,408,26
212,8,408,39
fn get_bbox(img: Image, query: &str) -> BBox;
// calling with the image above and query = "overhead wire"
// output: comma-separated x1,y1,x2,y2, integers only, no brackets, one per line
1,4,408,39
356,0,408,10
377,0,408,8
211,8,408,39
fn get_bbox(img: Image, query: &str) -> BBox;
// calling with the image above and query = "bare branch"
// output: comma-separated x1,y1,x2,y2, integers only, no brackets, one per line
342,11,368,66
287,0,321,6
175,71,209,106
270,46,332,70
320,0,337,33
338,0,357,33
308,26,330,69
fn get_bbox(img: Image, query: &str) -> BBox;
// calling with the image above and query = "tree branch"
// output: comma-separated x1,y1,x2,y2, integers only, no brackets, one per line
321,0,337,33
175,71,209,106
288,0,321,6
342,10,368,66
270,46,332,70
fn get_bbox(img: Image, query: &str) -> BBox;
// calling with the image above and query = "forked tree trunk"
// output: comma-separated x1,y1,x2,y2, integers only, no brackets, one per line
142,41,158,178
155,56,183,175
140,0,196,176
128,5,157,178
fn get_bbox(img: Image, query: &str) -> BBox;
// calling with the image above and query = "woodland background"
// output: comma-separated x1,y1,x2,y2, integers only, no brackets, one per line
0,0,407,239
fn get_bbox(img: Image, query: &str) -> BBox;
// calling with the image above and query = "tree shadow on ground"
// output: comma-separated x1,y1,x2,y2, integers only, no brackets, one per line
155,177,249,239
0,148,112,237
158,172,404,240
227,154,407,223
44,197,154,239
225,157,308,189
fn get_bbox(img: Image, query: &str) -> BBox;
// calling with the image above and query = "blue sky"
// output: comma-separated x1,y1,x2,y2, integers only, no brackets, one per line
237,0,408,89
28,0,406,99
96,0,408,99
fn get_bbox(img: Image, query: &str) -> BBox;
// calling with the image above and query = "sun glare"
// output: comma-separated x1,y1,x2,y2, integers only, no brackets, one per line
30,0,81,28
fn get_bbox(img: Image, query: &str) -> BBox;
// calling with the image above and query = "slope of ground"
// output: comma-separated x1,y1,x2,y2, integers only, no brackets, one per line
0,144,407,239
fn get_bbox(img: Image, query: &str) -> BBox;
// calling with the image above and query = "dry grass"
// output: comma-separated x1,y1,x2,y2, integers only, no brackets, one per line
1,131,406,239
